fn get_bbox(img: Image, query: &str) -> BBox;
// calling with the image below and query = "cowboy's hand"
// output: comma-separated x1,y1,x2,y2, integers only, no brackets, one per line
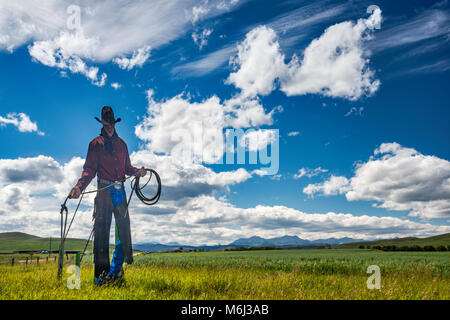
139,167,147,177
68,186,81,199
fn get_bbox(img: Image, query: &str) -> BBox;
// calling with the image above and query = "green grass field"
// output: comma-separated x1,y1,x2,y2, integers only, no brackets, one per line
0,249,448,300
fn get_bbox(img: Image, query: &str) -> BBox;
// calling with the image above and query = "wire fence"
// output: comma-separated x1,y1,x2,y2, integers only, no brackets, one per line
0,253,88,266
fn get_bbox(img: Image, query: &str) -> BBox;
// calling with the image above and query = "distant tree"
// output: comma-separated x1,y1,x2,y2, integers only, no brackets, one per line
436,246,447,252
424,245,436,252
358,245,365,249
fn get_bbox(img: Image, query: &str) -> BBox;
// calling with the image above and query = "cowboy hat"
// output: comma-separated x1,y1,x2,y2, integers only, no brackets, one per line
95,106,121,126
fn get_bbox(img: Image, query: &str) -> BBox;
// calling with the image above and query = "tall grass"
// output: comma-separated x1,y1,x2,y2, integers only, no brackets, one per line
135,249,450,276
0,249,448,300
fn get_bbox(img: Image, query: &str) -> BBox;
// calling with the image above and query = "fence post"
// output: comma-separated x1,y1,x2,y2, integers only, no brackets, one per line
26,257,28,265
46,257,48,263
37,256,40,264
75,252,80,268
11,257,14,266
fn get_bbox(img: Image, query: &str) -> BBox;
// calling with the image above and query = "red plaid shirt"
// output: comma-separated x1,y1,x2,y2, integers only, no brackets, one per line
75,135,139,192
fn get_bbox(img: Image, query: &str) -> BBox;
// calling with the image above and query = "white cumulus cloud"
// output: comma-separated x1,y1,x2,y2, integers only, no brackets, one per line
110,82,122,90
28,31,107,86
0,112,44,135
135,89,277,164
226,26,288,97
303,175,350,196
239,129,277,152
304,143,450,219
227,8,382,100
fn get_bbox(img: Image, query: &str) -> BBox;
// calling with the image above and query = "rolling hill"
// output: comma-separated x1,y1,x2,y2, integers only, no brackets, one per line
334,233,450,248
0,232,94,253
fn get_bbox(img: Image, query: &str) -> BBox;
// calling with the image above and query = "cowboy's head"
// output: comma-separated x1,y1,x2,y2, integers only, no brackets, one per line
95,106,121,136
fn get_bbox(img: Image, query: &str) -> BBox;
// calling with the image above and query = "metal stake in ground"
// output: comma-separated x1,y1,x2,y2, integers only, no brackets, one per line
57,198,69,280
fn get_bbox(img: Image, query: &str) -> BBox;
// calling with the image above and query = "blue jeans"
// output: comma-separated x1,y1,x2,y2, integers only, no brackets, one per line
109,237,124,278
94,180,133,281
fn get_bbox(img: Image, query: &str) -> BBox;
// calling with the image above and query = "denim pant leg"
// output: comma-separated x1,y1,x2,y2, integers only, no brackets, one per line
109,236,124,277
93,188,113,279
113,199,134,265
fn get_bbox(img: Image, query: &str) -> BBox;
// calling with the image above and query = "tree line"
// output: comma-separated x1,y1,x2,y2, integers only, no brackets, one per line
359,244,449,251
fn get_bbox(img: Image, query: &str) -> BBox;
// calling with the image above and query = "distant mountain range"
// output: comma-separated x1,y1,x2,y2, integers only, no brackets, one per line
229,235,363,246
133,235,365,252
1,232,448,253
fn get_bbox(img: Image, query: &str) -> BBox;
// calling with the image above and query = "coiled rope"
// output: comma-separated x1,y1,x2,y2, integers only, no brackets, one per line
132,169,161,206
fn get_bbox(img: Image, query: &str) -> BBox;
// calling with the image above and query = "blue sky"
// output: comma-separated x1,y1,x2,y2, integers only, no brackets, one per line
0,0,449,245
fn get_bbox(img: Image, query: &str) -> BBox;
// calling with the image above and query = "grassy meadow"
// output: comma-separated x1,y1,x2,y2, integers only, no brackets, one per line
0,249,448,300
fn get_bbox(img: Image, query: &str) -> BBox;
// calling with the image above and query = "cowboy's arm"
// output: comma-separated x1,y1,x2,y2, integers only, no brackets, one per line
69,141,99,198
124,144,146,177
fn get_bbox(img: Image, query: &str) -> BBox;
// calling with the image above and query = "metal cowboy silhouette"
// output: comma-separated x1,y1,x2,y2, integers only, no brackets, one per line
69,106,146,285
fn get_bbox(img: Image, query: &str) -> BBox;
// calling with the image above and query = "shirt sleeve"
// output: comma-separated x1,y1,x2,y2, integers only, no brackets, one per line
75,140,99,192
124,143,139,176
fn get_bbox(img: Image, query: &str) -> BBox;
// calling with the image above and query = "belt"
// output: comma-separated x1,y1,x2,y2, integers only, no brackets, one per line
98,178,124,188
